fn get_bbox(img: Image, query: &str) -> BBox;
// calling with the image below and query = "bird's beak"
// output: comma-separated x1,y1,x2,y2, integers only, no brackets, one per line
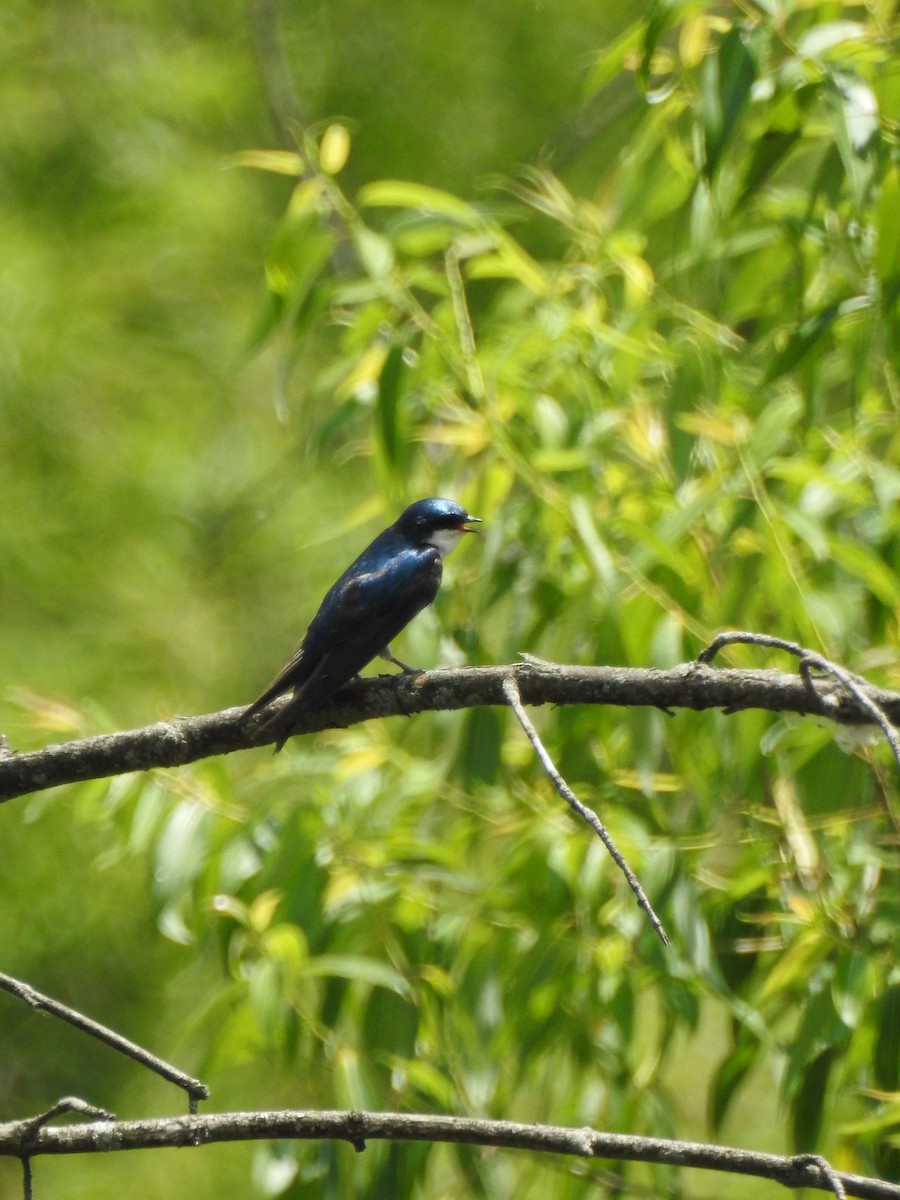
459,515,482,534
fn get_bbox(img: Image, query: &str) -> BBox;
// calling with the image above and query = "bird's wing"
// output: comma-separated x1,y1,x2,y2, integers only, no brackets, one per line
245,545,442,720
295,546,442,707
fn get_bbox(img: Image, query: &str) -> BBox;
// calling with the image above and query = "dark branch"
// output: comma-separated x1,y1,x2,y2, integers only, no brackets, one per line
2,658,898,803
0,973,209,1111
0,1108,896,1200
502,674,669,946
700,631,900,771
19,1097,116,1140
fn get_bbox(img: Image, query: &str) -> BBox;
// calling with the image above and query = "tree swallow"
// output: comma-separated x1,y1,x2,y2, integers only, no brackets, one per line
245,497,481,749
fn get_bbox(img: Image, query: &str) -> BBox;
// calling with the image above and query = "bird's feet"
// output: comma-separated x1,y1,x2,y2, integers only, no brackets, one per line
379,645,423,674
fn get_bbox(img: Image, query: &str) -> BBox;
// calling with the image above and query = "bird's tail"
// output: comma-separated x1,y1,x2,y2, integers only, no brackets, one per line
246,702,297,752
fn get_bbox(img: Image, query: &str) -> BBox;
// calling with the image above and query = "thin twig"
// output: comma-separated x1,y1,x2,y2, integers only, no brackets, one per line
0,972,209,1112
502,675,670,947
699,631,900,772
794,1155,849,1200
0,1109,894,1200
800,657,900,773
19,1097,114,1200
20,1097,115,1141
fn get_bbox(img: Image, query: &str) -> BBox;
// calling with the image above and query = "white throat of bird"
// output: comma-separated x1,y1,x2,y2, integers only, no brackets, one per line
427,528,466,557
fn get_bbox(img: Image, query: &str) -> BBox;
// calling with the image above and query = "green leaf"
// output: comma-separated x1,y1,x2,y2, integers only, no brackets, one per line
584,20,645,96
763,296,872,383
359,180,484,226
796,22,868,60
401,1059,457,1107
874,984,900,1091
829,538,900,608
825,77,878,207
304,954,414,999
748,392,803,461
701,27,756,177
153,801,210,899
259,211,335,346
375,342,408,480
739,130,801,204
831,950,871,1029
231,149,305,176
639,0,692,97
252,1143,299,1197
352,224,395,279
710,1036,757,1131
791,1047,835,1152
335,1044,378,1111
248,957,284,1042
876,166,900,282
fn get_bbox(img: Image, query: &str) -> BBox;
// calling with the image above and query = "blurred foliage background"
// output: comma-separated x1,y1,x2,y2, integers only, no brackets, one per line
1,0,898,1197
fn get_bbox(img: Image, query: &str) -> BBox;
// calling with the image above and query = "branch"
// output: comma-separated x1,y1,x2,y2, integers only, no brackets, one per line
502,675,669,946
0,973,209,1112
0,1108,896,1199
2,656,899,803
700,632,900,771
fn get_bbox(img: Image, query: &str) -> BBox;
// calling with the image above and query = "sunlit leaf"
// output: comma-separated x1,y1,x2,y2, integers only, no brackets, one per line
359,180,484,226
829,538,900,608
319,123,351,175
232,149,305,176
304,955,414,1000
796,22,868,60
352,224,395,279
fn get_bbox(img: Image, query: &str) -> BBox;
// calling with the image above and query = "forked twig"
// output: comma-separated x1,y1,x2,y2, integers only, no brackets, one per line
699,632,900,773
19,1096,115,1141
0,972,209,1113
793,1155,849,1200
18,1097,115,1200
502,674,669,946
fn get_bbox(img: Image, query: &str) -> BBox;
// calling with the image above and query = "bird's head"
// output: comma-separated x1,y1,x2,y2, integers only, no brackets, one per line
397,497,482,556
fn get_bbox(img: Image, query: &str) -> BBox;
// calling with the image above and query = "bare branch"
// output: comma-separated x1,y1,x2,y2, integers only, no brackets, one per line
700,631,900,772
793,1155,849,1200
18,1098,117,1200
0,1109,895,1200
502,675,669,946
0,972,208,1112
17,1098,116,1200
2,657,898,803
19,1097,115,1140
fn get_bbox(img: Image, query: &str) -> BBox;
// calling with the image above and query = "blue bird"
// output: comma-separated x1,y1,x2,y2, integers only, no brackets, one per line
245,497,481,749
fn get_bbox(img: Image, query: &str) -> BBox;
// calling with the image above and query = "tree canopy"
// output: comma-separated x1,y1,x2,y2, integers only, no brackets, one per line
1,0,897,1196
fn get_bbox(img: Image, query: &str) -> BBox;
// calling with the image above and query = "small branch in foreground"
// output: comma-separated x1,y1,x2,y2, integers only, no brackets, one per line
700,632,900,772
502,674,669,947
2,656,899,803
0,972,209,1113
794,1155,849,1200
0,1109,895,1200
18,1098,116,1200
19,1097,115,1141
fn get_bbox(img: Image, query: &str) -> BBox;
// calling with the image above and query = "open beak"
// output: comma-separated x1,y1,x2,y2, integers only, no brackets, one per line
459,515,482,534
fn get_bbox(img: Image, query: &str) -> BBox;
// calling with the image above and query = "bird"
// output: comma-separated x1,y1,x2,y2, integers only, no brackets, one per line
244,497,481,749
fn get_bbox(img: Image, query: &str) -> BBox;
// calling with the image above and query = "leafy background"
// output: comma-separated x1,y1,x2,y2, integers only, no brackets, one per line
1,0,898,1196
